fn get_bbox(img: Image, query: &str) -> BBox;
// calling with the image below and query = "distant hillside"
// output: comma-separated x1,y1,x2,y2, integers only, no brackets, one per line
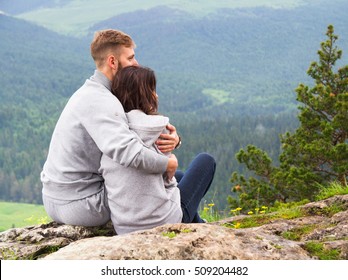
3,1,348,116
89,3,348,115
1,0,304,36
0,15,91,102
0,14,92,204
0,0,69,15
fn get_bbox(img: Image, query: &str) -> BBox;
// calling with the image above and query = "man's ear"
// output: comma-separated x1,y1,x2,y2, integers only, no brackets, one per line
107,55,118,71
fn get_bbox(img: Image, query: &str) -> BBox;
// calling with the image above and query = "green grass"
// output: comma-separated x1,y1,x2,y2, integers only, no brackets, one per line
161,228,193,239
223,206,305,229
315,181,348,201
199,201,226,222
304,241,341,260
0,201,51,232
162,231,178,238
202,88,234,105
282,224,319,241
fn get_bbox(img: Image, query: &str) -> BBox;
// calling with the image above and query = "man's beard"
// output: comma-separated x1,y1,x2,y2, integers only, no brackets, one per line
117,61,123,71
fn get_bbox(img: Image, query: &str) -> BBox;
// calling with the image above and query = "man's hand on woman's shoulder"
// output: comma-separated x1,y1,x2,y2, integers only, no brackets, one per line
156,123,181,153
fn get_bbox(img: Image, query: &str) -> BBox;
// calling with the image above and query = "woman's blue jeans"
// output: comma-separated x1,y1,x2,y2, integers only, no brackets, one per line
175,153,216,223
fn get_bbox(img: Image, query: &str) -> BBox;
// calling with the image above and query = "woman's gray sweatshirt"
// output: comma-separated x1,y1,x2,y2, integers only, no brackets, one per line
41,71,168,201
100,110,182,235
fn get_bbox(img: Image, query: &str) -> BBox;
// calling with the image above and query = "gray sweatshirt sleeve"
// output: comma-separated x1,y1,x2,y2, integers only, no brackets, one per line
80,83,168,174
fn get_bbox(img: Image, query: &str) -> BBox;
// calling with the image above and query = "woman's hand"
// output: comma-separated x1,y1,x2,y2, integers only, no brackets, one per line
156,123,180,153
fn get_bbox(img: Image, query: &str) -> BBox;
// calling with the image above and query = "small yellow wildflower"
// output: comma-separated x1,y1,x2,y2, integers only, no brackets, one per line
261,206,268,209
260,211,265,214
37,216,50,224
236,207,242,211
203,207,210,211
234,222,241,229
25,216,34,222
248,211,253,215
208,203,215,207
255,207,259,211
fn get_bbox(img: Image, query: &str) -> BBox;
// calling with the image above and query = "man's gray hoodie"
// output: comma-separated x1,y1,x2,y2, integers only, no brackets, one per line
41,70,169,201
100,110,182,234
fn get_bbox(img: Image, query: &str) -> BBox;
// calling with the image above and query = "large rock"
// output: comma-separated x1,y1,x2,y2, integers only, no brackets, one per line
43,223,311,260
1,195,347,260
0,221,115,260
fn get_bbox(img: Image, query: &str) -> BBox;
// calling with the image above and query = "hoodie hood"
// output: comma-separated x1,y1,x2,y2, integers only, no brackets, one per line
126,110,169,147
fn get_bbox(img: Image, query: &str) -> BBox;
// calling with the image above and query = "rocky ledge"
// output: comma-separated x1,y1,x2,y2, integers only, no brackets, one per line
1,195,347,260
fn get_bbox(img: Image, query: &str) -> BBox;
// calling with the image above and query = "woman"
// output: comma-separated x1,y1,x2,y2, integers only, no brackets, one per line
99,65,216,234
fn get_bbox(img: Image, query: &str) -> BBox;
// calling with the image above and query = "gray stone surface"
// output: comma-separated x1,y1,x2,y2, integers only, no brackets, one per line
1,195,347,260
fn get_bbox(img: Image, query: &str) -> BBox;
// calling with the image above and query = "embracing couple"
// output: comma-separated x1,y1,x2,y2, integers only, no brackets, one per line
41,29,216,235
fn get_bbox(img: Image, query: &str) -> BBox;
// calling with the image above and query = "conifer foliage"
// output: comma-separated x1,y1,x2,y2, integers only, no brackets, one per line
229,25,348,210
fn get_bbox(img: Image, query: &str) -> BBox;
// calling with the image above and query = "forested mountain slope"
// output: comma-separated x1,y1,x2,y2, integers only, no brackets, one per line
0,14,91,203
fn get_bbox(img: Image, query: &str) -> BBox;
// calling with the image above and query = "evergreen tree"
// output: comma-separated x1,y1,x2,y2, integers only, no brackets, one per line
229,25,348,210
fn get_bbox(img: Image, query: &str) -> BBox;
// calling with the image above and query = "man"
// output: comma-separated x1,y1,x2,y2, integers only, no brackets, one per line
41,29,180,227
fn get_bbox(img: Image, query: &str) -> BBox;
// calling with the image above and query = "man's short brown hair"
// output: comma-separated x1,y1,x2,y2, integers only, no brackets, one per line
90,29,135,67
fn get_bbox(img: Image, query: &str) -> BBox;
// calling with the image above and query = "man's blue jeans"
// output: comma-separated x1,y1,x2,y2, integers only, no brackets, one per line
175,153,216,223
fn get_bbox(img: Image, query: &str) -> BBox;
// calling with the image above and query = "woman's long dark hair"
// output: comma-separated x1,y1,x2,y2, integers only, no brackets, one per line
111,66,158,115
